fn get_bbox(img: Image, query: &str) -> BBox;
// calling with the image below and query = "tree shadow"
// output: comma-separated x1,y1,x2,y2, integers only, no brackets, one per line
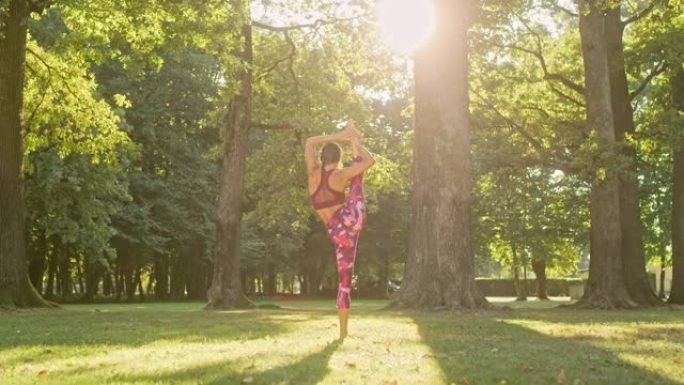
0,307,328,368
110,338,342,385
406,309,682,385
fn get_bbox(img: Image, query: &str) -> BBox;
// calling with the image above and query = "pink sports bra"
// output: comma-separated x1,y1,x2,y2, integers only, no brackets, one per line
311,168,346,210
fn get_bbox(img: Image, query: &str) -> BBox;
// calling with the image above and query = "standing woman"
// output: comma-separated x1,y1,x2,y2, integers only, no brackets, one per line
305,120,375,339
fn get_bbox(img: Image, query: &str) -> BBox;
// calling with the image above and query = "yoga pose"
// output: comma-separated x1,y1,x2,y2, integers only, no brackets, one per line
305,120,375,339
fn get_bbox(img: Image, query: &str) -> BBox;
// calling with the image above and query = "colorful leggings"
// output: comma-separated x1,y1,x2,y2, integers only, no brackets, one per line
326,156,367,309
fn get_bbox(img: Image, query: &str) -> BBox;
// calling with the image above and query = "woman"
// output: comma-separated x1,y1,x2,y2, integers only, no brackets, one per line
305,120,375,339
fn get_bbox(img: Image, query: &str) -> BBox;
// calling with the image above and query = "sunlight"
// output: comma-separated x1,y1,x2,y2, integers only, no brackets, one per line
377,0,436,55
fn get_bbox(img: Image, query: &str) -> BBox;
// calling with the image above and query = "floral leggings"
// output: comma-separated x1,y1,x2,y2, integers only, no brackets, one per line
326,157,367,309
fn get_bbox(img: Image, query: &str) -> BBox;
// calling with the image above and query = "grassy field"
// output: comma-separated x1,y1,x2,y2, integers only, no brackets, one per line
1,299,683,385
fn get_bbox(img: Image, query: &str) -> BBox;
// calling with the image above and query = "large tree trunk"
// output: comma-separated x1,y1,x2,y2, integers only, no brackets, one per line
576,0,635,309
605,8,660,306
532,259,549,300
206,2,253,309
390,0,487,310
669,67,684,304
0,0,53,309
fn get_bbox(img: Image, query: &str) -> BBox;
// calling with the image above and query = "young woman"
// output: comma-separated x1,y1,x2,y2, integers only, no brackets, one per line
305,120,375,339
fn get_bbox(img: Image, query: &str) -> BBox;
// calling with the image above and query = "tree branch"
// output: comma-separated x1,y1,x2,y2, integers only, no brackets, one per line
494,41,585,96
623,0,661,26
251,13,367,32
251,122,294,130
521,17,585,95
27,0,51,14
548,83,585,108
551,2,579,17
26,47,79,100
255,30,297,81
472,90,576,173
630,61,667,101
24,63,49,131
472,90,546,155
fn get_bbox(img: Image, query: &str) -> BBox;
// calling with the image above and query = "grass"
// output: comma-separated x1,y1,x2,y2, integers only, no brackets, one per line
0,298,683,385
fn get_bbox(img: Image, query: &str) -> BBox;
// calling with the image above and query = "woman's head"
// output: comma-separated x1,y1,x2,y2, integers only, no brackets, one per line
321,142,342,166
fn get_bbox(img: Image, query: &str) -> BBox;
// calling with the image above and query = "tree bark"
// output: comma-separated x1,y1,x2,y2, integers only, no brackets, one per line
512,243,527,301
390,0,487,310
0,0,53,309
28,229,47,293
605,8,660,306
206,1,254,309
59,247,72,298
532,259,549,300
154,254,169,300
265,262,276,296
103,271,113,296
83,260,102,302
576,0,635,309
669,67,684,304
45,241,57,298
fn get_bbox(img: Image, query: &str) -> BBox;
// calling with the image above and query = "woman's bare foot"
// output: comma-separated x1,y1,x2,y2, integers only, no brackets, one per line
345,120,362,140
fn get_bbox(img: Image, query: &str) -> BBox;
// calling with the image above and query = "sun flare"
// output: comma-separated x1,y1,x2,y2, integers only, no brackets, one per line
377,0,436,55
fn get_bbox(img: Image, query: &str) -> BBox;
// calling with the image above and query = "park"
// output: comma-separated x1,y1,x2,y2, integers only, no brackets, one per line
1,0,683,384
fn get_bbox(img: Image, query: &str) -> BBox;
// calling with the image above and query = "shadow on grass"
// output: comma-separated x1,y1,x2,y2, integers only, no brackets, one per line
111,338,341,385
0,307,330,368
406,309,681,385
490,305,684,325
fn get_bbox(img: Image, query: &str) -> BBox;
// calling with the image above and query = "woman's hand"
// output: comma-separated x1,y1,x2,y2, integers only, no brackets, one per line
344,120,362,141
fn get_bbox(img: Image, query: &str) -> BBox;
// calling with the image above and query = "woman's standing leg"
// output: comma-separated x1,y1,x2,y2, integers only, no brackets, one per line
327,156,367,339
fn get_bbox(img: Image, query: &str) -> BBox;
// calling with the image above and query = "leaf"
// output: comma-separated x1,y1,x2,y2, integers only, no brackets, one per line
38,370,48,376
242,376,254,384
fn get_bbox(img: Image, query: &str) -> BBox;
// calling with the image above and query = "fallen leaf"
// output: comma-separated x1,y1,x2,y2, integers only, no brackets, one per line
38,370,48,376
345,362,357,368
490,347,499,353
242,376,254,384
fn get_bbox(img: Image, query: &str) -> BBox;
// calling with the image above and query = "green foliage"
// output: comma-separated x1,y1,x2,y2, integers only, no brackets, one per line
15,0,682,300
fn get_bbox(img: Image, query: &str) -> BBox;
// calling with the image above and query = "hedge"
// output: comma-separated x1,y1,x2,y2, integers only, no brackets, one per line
475,278,585,297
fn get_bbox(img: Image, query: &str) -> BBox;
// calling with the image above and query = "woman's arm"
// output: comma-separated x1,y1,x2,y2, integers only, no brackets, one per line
304,130,350,173
339,135,375,181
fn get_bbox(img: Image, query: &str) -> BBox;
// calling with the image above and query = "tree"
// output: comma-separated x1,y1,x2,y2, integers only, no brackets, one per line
669,66,684,304
605,4,661,306
0,0,54,309
575,0,634,308
206,0,254,309
391,0,488,309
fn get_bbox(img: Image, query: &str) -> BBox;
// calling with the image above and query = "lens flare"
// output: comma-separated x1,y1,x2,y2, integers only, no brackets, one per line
377,0,436,55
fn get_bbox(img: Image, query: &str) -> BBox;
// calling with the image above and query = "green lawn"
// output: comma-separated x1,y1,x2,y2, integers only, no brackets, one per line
1,299,683,385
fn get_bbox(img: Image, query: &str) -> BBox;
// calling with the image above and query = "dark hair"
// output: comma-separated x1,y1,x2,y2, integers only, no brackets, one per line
321,142,342,165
